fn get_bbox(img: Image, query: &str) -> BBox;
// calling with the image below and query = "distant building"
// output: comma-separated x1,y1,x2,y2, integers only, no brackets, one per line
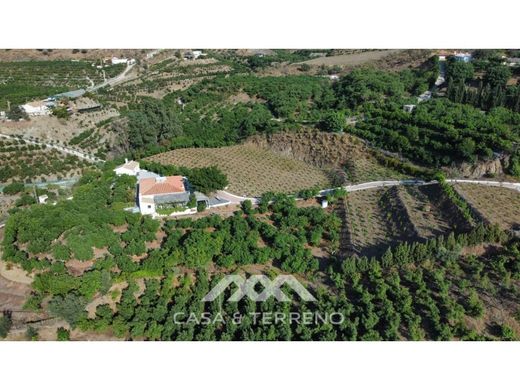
417,91,432,103
183,50,203,60
114,159,140,176
20,101,51,116
74,97,102,113
38,194,48,204
111,57,135,65
403,104,416,113
453,52,472,63
505,58,520,67
138,176,190,215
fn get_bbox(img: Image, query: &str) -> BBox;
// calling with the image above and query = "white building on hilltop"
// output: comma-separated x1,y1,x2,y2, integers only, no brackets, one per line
111,57,136,65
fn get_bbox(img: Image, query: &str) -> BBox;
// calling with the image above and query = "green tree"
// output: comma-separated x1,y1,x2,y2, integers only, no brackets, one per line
321,111,345,132
0,311,12,338
56,327,70,341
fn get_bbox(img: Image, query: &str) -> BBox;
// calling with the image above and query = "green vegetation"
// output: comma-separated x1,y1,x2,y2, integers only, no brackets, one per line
0,311,12,339
56,327,71,341
0,60,124,110
2,182,24,195
351,99,520,168
51,106,70,119
445,56,520,112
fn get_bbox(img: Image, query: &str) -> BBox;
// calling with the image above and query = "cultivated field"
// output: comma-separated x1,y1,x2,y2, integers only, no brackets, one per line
146,144,331,196
343,188,410,257
398,185,454,239
342,184,472,257
454,184,520,229
0,60,124,110
0,138,92,182
297,49,401,66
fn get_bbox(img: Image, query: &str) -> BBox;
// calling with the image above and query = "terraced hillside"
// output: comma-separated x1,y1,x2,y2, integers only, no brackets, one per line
146,144,331,196
341,184,473,257
0,60,124,109
0,138,93,182
454,184,520,230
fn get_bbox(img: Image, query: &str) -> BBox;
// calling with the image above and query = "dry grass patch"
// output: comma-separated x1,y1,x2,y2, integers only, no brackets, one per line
454,184,520,229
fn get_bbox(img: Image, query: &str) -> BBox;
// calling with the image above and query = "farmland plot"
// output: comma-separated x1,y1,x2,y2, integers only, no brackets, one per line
343,187,417,257
454,184,520,230
0,138,92,182
146,144,331,196
398,185,455,239
0,60,124,109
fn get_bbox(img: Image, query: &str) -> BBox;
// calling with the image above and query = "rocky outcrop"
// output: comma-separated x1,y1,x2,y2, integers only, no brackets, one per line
245,130,368,168
448,155,510,179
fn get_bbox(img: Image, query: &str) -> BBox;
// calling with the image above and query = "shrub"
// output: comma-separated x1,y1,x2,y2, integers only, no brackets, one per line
2,182,25,195
0,312,12,338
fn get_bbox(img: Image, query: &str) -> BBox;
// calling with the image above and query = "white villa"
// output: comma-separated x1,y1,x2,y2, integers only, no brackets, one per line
113,159,218,216
138,176,191,215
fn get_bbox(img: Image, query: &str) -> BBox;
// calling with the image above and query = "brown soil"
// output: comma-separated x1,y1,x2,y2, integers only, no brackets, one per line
0,49,146,62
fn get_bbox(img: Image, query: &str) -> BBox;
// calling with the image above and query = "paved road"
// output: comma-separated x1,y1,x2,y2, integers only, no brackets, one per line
0,133,103,163
218,178,520,205
88,62,136,92
214,190,259,205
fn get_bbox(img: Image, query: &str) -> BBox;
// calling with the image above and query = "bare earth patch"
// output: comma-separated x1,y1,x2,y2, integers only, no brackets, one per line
297,50,401,66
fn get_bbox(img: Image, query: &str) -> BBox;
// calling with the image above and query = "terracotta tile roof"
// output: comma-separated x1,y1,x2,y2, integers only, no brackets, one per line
139,176,185,196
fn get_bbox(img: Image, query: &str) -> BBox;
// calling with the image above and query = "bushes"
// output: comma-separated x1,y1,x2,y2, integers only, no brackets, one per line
56,327,70,341
48,293,87,328
52,244,71,261
2,182,24,195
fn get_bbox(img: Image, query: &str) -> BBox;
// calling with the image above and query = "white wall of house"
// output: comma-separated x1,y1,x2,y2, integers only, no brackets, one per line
139,195,156,215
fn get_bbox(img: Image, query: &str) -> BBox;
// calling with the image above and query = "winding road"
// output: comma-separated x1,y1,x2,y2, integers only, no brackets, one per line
87,62,136,92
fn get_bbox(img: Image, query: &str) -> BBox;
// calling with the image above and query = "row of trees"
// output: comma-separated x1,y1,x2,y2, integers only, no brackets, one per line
446,58,520,112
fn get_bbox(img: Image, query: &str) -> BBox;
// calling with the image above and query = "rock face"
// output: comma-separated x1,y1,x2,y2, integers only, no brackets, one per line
245,130,368,168
453,156,508,179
